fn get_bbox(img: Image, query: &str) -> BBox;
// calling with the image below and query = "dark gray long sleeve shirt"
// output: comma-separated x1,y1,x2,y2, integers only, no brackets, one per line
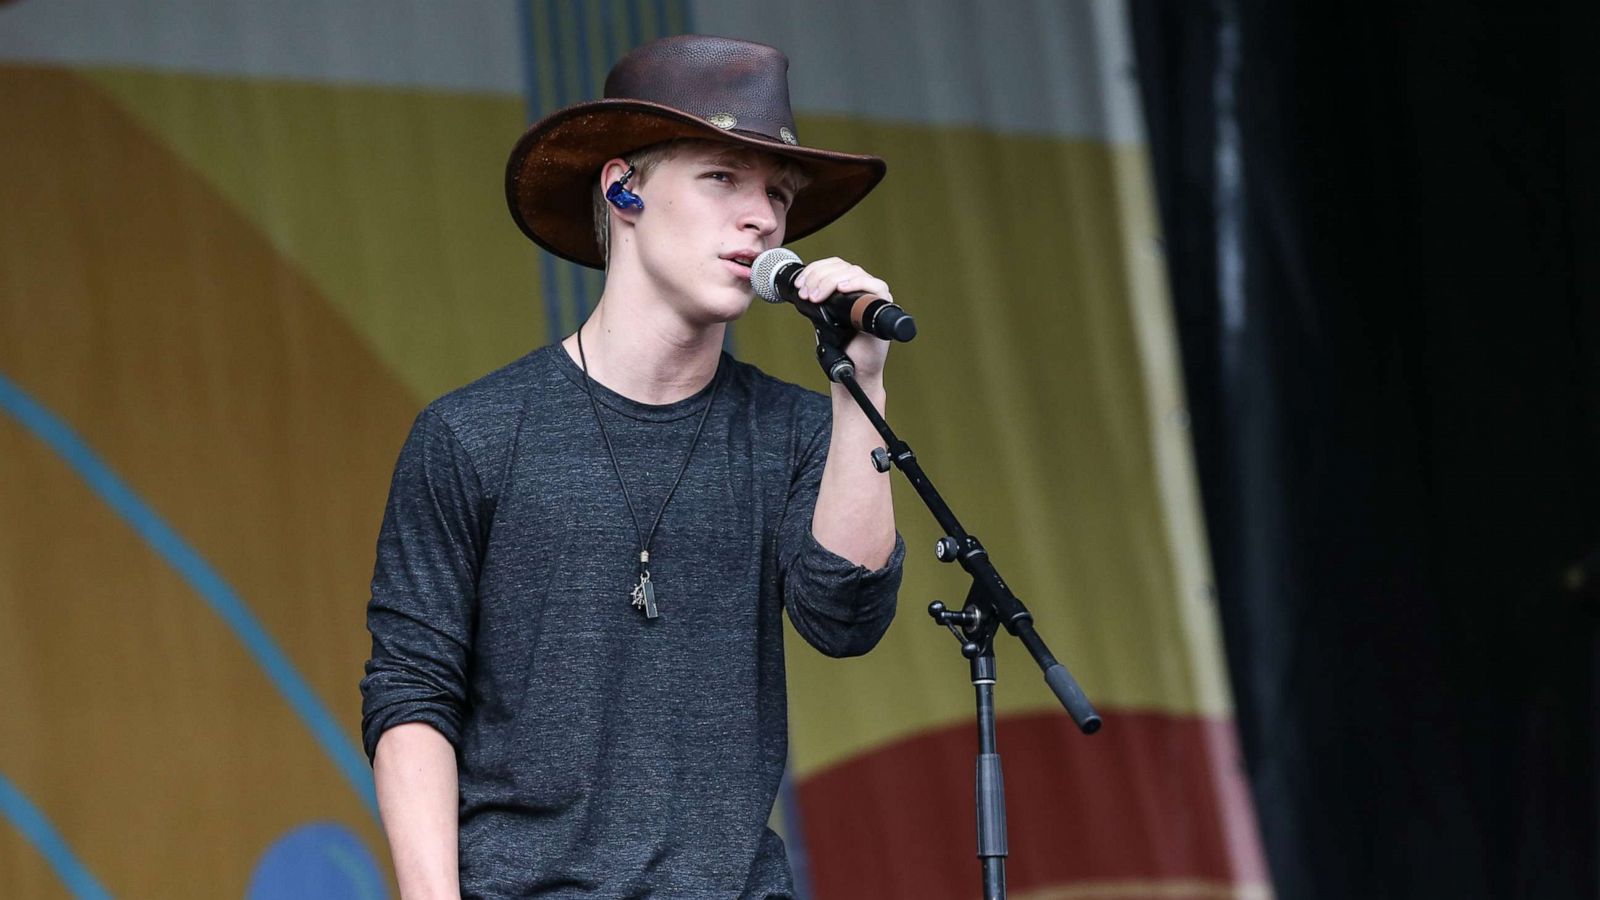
360,344,903,899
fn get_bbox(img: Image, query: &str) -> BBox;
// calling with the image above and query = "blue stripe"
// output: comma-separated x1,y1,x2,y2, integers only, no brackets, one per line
675,1,693,48
0,772,113,899
518,1,567,342
542,0,588,333
597,0,618,79
568,0,595,323
601,0,624,60
0,373,379,821
516,0,540,117
545,0,570,109
571,0,596,100
625,0,641,51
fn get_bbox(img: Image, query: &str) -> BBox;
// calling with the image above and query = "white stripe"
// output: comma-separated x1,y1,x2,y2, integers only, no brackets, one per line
0,0,524,94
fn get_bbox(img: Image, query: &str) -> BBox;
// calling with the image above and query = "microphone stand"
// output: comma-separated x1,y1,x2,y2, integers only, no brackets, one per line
812,324,1102,900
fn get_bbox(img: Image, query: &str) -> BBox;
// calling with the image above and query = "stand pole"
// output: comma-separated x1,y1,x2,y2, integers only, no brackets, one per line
808,326,1101,899
974,650,1007,899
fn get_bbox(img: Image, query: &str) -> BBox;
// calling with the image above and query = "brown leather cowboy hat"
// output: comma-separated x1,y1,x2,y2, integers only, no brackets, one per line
505,34,887,269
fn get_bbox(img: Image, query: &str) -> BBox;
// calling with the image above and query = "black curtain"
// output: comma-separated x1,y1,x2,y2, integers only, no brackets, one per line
1128,2,1600,897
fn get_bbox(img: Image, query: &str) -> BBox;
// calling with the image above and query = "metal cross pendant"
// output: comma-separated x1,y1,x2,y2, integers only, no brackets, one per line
630,552,658,619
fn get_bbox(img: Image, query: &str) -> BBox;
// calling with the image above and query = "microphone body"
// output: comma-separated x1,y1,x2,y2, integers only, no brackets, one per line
750,249,917,342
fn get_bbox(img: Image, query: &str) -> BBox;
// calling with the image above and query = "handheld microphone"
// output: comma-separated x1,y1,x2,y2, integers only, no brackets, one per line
750,249,917,342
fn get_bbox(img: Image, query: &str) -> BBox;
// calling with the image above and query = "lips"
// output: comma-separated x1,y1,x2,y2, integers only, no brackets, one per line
721,251,758,280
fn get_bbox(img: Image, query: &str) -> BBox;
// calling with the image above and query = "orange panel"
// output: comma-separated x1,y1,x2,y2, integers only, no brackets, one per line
0,65,426,893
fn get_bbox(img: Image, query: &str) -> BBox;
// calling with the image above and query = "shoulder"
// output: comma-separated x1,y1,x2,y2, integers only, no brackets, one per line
416,345,563,470
722,356,831,459
725,356,828,421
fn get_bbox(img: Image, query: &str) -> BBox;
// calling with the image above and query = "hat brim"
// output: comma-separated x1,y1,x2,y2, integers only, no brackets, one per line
505,99,886,269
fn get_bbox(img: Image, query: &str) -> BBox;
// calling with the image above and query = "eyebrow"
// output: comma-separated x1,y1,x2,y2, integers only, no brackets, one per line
702,151,757,169
699,150,806,194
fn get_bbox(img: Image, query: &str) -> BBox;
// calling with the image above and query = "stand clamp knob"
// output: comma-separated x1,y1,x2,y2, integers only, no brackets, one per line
870,447,892,473
935,536,961,562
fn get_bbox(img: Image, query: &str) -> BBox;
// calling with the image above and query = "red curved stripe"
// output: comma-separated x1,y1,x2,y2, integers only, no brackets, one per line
796,709,1267,898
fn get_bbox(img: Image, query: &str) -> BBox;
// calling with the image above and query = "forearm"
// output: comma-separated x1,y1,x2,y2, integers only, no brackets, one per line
812,377,896,569
373,722,461,900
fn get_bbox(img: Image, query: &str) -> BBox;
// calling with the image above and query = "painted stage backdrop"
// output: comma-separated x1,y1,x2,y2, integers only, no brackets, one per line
0,1,1267,897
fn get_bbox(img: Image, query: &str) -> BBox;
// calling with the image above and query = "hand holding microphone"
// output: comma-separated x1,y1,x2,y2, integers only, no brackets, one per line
751,249,917,342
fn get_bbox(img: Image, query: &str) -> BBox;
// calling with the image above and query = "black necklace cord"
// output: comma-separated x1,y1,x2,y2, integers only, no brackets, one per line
575,327,723,571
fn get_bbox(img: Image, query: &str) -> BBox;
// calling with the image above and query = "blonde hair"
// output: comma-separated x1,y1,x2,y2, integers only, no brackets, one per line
591,139,812,266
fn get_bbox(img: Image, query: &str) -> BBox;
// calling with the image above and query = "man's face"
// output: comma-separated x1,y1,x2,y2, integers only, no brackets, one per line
624,143,795,326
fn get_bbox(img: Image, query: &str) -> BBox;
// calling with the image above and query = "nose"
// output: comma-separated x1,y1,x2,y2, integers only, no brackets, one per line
739,189,779,239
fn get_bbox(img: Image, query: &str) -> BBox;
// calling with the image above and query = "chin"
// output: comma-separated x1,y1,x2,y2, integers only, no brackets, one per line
698,292,756,324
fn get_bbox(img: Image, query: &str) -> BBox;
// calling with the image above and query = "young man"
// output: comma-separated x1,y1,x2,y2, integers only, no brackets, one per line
360,35,903,898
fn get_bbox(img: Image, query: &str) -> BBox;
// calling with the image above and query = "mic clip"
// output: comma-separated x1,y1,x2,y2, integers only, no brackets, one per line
813,325,856,383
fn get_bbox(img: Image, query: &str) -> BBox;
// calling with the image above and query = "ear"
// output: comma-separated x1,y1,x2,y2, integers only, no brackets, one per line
600,157,643,230
601,157,632,187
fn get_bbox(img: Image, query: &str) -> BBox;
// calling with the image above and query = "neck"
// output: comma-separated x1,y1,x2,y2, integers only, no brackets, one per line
563,284,726,405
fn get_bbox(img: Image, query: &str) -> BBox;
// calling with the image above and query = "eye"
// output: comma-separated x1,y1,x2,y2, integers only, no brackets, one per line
704,170,734,184
767,187,793,206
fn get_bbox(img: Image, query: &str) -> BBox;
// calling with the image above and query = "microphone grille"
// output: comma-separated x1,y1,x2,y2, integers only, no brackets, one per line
750,248,801,303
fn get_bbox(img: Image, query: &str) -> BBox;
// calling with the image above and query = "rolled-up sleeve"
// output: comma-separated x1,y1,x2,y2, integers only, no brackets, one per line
778,412,904,658
359,407,485,762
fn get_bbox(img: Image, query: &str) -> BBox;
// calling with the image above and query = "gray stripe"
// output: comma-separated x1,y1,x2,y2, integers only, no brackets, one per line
2,0,1144,141
691,0,1146,142
0,0,524,95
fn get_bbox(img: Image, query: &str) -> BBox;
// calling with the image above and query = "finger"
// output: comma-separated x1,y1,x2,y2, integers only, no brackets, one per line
834,272,891,302
797,258,846,299
825,271,892,306
802,263,868,301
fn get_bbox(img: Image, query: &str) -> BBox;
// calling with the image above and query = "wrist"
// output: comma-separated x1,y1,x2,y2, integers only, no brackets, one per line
832,377,885,404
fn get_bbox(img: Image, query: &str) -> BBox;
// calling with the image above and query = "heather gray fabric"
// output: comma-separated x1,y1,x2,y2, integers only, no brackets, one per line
361,343,903,899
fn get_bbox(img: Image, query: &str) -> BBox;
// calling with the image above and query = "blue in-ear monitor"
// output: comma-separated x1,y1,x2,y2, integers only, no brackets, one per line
606,165,645,210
